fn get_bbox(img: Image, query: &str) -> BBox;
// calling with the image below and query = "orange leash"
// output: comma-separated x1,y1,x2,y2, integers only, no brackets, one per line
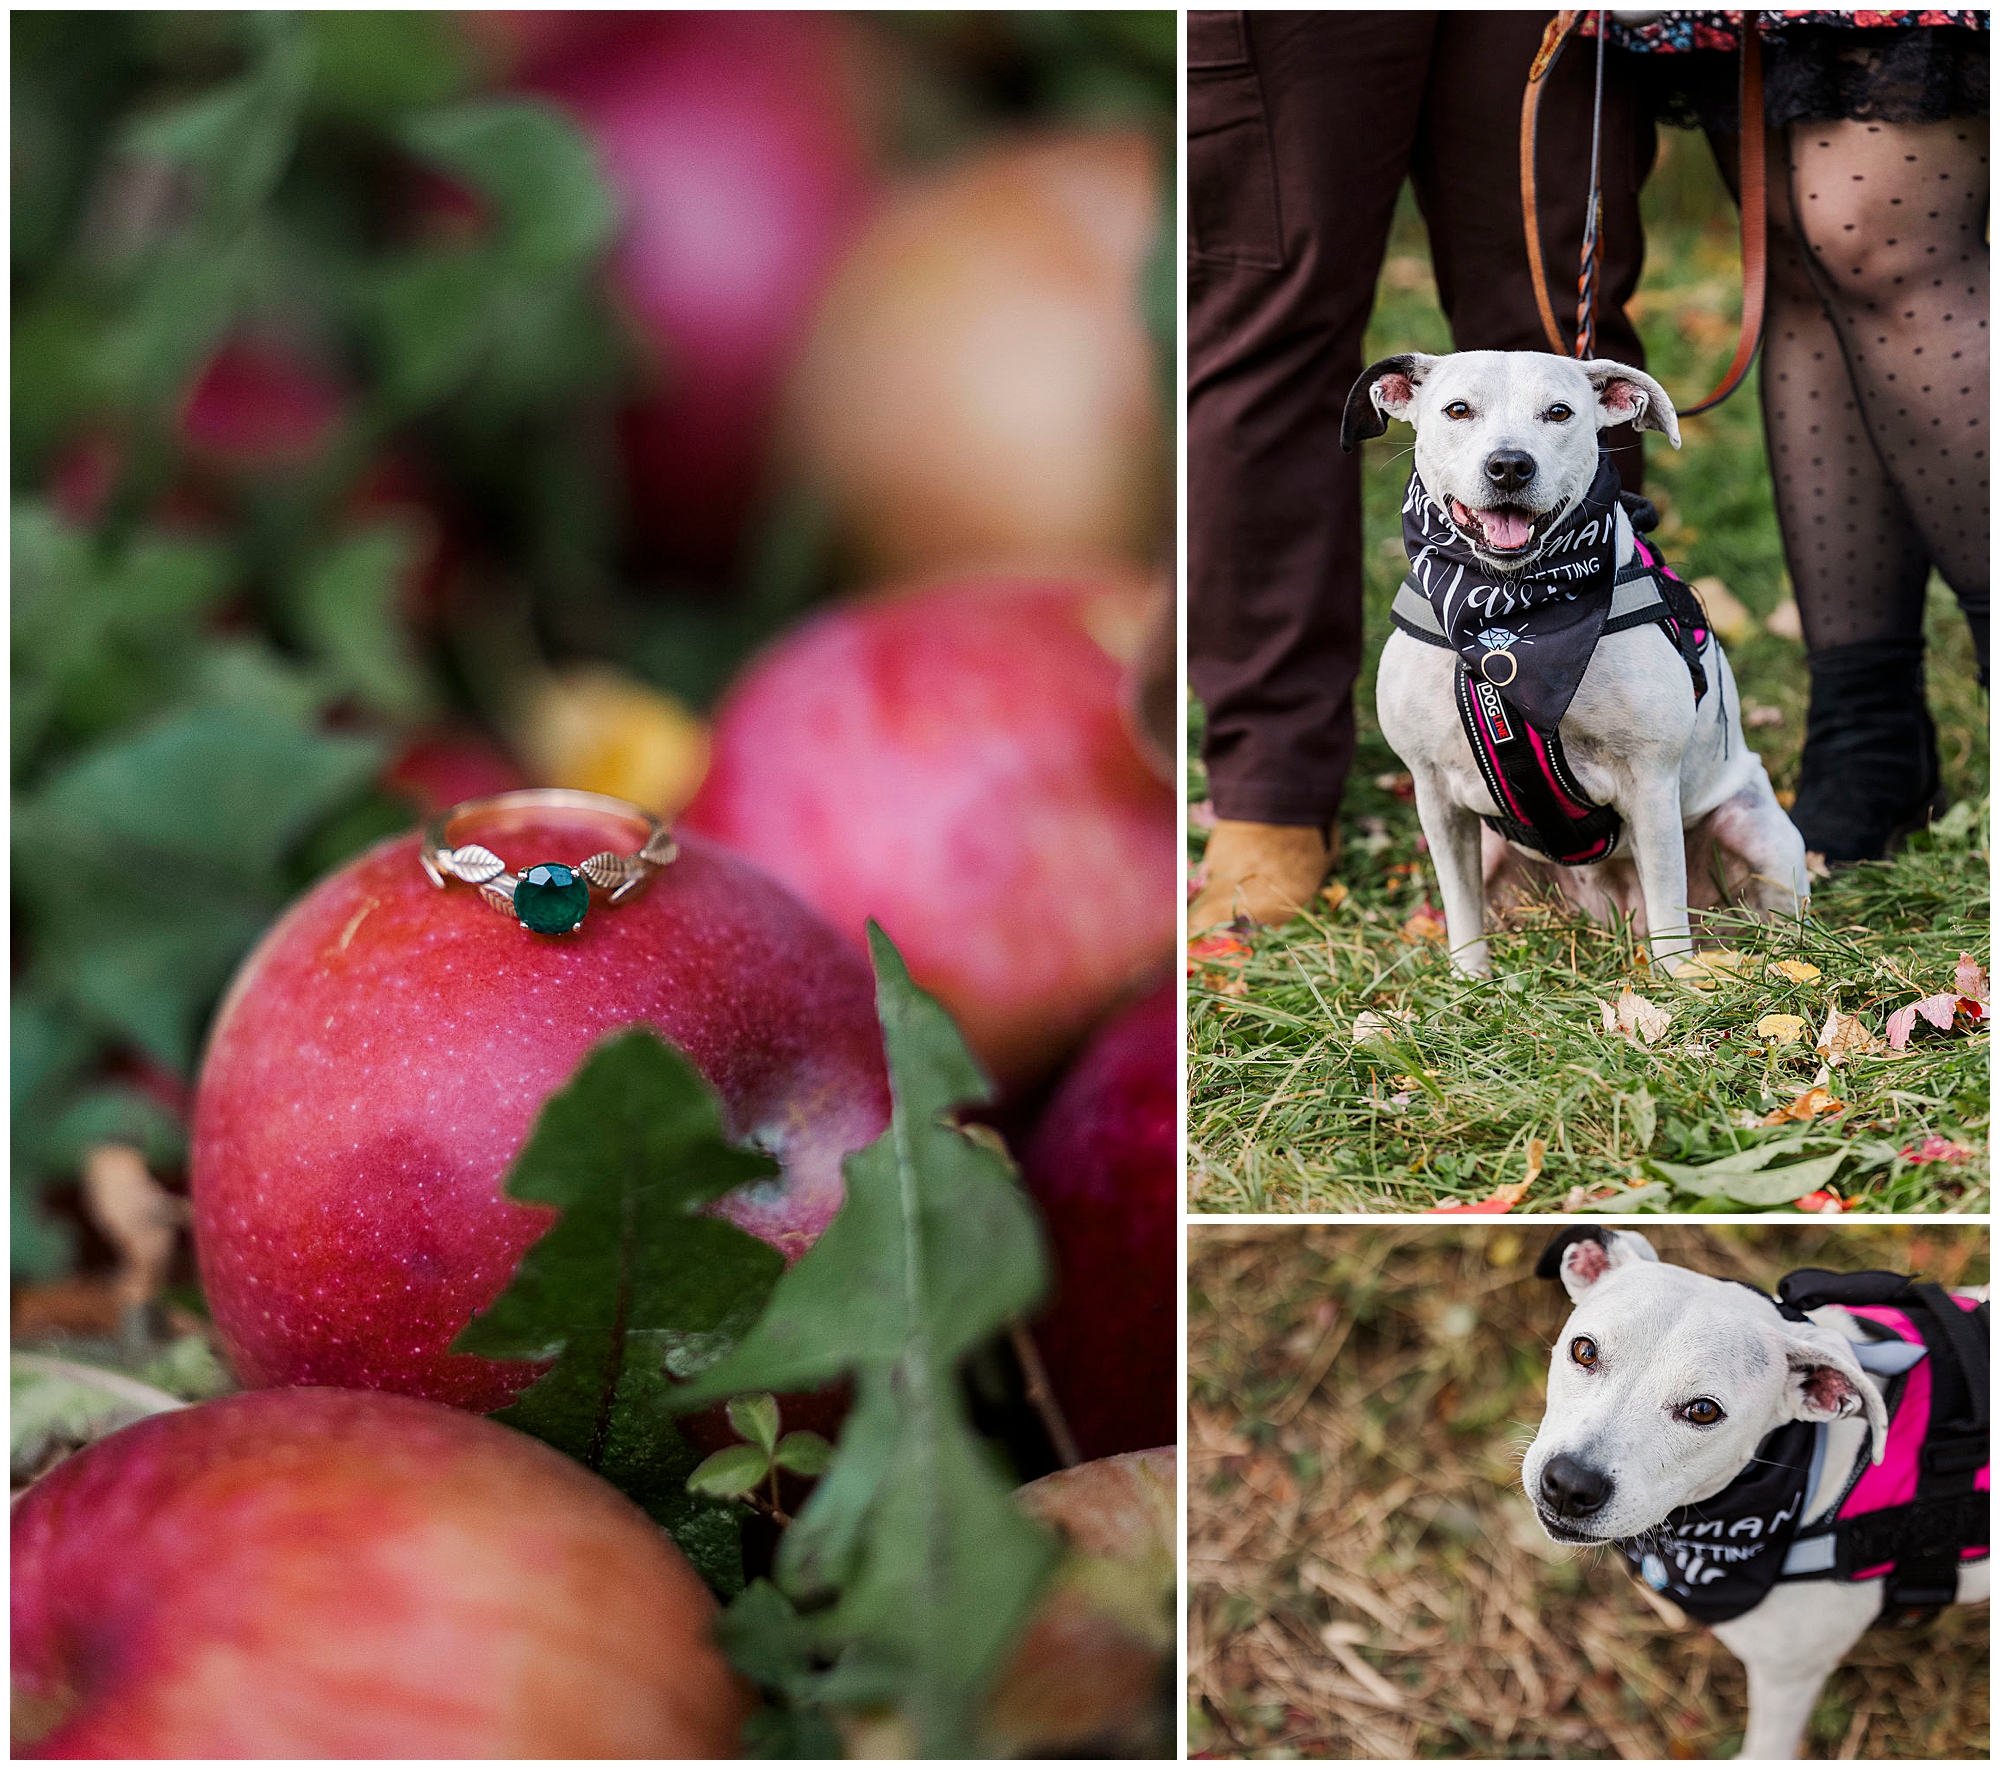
1519,12,1768,414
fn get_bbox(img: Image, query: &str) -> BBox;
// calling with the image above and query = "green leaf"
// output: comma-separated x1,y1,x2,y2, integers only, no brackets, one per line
1596,1181,1673,1214
123,18,314,229
774,1430,834,1477
676,924,1058,1756
399,99,617,272
1654,1147,1849,1207
689,1442,772,1500
451,1029,787,1597
293,521,431,720
38,1084,186,1175
728,1392,781,1457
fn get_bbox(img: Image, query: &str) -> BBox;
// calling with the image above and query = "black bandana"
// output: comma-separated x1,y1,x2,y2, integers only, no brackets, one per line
1401,451,1627,730
1614,1419,1818,1624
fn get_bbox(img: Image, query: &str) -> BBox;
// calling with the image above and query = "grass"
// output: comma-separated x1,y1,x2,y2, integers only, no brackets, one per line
1187,132,1989,1214
1187,1223,1990,1760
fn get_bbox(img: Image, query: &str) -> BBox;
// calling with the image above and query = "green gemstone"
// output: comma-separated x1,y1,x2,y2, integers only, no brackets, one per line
514,862,590,935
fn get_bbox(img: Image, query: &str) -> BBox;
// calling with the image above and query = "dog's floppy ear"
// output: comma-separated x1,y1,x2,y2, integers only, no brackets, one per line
1774,1321,1890,1463
1341,352,1440,451
1536,1226,1658,1302
1580,360,1681,450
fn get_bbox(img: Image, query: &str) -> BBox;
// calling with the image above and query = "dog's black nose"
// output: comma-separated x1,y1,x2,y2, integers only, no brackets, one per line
1540,1453,1613,1518
1485,449,1537,495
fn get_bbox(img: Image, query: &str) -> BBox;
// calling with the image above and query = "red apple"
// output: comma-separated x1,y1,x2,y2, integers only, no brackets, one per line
988,1447,1175,1754
519,12,878,572
11,1387,748,1757
681,573,1178,1090
784,128,1165,578
1021,978,1176,1461
190,814,889,1412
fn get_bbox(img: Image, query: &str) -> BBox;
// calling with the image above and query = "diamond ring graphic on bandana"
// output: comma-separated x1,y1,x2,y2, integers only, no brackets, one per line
1477,626,1527,686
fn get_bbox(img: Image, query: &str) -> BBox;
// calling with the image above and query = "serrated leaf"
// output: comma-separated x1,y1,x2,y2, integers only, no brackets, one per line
675,924,1057,1756
688,1442,772,1500
728,1392,780,1457
451,1029,787,1596
774,1430,834,1477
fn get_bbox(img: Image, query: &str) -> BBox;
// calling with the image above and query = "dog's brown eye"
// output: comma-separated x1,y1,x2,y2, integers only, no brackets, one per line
1570,1336,1597,1368
1681,1398,1724,1426
1546,403,1573,422
1444,400,1471,420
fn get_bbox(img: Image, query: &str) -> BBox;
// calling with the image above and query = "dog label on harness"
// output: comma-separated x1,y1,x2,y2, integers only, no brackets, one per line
1473,678,1515,744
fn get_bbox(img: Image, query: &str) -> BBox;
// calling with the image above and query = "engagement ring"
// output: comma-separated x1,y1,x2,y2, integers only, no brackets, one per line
419,789,678,936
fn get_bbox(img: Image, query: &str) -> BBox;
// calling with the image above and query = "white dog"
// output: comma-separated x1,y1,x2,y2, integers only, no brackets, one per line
1343,350,1808,976
1522,1228,1990,1758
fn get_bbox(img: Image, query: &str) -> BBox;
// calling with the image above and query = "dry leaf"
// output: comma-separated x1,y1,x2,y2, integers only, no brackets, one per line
1600,988,1672,1045
1523,1139,1546,1186
1671,949,1752,989
1400,905,1448,945
1761,1086,1845,1125
1886,992,1959,1050
1352,1008,1414,1044
81,1144,187,1314
1765,597,1804,641
1955,953,1989,1004
1767,959,1821,984
1815,1006,1886,1066
1754,1014,1807,1046
1320,879,1350,912
1804,850,1832,881
1690,576,1756,646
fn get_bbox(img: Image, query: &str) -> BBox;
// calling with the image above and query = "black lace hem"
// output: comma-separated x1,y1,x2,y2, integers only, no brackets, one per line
1627,25,1989,134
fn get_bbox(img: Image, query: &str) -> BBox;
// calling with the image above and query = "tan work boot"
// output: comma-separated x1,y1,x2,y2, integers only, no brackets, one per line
1188,820,1336,934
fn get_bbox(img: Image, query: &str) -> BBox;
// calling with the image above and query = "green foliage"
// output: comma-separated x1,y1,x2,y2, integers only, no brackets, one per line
673,925,1059,1756
451,1029,787,1596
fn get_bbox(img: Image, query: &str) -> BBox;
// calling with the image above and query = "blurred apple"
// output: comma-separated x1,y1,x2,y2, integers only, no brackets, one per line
986,1447,1175,1755
681,572,1177,1090
11,1387,748,1757
191,813,888,1412
1022,977,1175,1460
785,129,1164,578
517,663,711,816
517,12,879,572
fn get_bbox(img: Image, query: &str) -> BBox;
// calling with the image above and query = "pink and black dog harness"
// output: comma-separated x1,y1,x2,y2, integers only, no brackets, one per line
1392,455,1716,867
1537,1231,1990,1627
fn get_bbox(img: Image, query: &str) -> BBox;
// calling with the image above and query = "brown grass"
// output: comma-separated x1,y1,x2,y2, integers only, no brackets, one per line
1188,1224,1989,1759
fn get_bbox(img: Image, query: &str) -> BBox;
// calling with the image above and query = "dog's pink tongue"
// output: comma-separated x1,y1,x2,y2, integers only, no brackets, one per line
1484,509,1534,550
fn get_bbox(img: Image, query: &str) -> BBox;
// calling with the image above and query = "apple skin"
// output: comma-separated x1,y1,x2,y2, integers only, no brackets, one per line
1021,978,1176,1461
784,129,1164,578
520,12,877,572
11,1387,749,1758
190,817,889,1413
682,574,1177,1092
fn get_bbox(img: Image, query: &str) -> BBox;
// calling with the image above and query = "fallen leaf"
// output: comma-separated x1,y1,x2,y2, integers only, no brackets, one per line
81,1144,187,1315
1955,953,1989,1004
1352,1008,1413,1044
1804,850,1831,881
1425,1178,1530,1216
1320,879,1350,912
1902,1135,1974,1166
1793,1190,1854,1214
1598,988,1672,1044
1523,1139,1547,1186
1765,597,1804,642
1690,576,1757,647
1887,992,1959,1050
1671,950,1752,988
1400,905,1448,945
1755,1013,1807,1046
1651,1147,1849,1207
1373,771,1416,800
1188,931,1252,996
1816,1007,1886,1066
1768,960,1821,984
1761,1086,1844,1125
1742,702,1785,729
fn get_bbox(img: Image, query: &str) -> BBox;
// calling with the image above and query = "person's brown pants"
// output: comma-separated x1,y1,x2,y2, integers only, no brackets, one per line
1189,11,1657,828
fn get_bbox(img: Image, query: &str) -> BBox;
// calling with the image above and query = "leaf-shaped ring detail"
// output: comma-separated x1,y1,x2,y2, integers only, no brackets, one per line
419,789,677,922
